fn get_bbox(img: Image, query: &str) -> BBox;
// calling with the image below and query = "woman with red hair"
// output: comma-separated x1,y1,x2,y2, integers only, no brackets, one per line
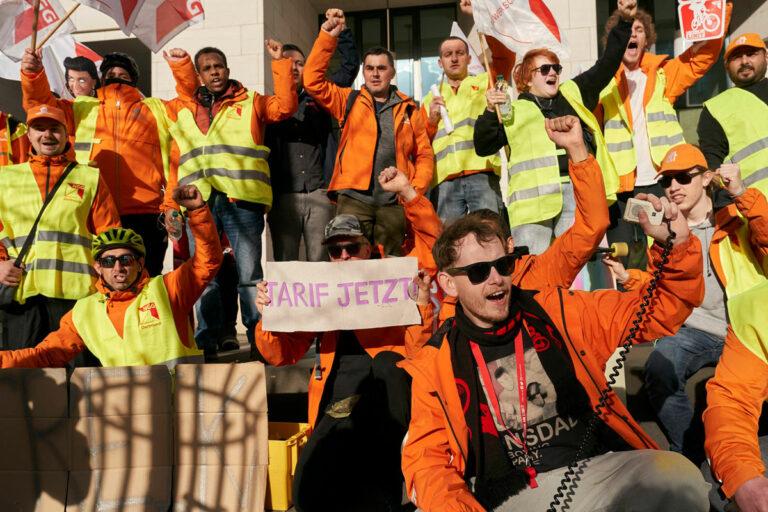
474,0,636,255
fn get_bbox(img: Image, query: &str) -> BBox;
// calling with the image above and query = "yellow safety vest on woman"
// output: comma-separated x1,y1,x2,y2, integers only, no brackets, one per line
71,276,203,367
423,73,499,185
599,68,685,184
0,162,99,303
704,88,768,196
501,80,618,227
168,91,272,208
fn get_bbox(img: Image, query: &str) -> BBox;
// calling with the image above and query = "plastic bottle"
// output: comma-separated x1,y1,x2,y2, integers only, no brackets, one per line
429,84,454,134
167,210,183,242
494,74,512,120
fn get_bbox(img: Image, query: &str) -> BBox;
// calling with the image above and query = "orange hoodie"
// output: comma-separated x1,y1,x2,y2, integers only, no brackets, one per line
0,205,222,368
21,60,200,216
0,153,120,261
400,238,705,511
303,30,434,196
162,57,298,211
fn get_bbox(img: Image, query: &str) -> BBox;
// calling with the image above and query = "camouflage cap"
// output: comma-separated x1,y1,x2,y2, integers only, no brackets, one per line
323,214,364,243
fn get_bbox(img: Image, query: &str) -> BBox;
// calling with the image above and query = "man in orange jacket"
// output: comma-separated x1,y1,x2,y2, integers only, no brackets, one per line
598,3,731,270
0,111,29,166
0,184,221,369
304,8,434,256
401,117,709,512
254,168,437,511
0,104,120,351
20,48,200,276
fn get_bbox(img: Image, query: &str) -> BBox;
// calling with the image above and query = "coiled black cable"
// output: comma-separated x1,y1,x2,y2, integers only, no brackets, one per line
547,229,677,512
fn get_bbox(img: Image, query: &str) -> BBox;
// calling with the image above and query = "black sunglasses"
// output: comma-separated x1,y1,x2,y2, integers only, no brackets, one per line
534,63,563,76
98,254,137,268
446,252,523,285
658,170,705,189
327,242,363,259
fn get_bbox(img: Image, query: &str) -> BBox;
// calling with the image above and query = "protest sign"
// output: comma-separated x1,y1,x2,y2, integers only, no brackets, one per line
262,258,422,332
678,0,725,43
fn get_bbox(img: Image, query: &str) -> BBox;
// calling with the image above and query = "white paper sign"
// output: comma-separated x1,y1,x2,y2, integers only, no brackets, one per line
262,258,422,332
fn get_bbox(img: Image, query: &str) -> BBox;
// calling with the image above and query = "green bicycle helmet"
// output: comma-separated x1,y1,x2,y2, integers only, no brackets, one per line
92,228,146,259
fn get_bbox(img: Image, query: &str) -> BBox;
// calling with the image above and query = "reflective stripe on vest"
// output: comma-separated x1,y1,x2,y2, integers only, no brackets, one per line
705,88,768,196
423,73,500,185
501,80,618,227
0,162,99,303
728,281,768,365
169,91,272,208
72,276,203,368
599,69,685,176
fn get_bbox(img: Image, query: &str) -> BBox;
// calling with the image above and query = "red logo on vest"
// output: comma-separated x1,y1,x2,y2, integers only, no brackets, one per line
139,302,161,328
64,183,85,202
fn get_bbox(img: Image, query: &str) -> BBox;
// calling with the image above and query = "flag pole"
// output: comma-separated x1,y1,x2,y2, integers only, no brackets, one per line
477,31,502,124
30,0,42,51
36,3,81,50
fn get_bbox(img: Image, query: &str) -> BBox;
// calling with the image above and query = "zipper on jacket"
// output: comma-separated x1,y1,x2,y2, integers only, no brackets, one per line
428,390,468,467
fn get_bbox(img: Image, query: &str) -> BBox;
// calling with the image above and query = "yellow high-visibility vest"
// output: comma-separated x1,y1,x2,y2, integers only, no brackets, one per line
0,162,99,303
0,115,27,166
168,91,272,208
72,276,203,368
423,73,499,185
599,68,685,177
501,80,618,227
727,280,768,365
704,88,768,196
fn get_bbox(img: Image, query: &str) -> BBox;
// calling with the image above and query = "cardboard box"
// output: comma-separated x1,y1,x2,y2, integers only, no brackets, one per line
69,366,172,417
175,412,269,467
175,362,267,414
71,414,171,470
173,464,267,512
0,470,67,512
0,368,68,418
0,418,70,471
67,467,172,511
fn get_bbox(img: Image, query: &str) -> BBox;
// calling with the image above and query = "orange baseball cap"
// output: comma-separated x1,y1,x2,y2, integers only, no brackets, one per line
725,33,767,61
26,104,67,127
657,144,708,175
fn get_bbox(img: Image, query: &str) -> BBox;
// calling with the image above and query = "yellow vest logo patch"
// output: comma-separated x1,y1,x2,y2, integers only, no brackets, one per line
226,105,243,119
139,302,161,328
64,183,85,202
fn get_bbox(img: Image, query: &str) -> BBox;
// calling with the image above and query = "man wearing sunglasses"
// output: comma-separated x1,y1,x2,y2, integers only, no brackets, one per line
0,185,223,369
253,167,438,511
602,144,768,472
401,183,711,510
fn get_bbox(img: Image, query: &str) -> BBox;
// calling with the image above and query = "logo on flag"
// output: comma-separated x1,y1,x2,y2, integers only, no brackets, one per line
139,301,161,328
64,182,85,202
678,0,725,43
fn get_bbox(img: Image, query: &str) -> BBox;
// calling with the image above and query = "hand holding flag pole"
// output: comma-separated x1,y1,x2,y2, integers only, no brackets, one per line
29,0,42,51
36,3,81,50
477,31,503,124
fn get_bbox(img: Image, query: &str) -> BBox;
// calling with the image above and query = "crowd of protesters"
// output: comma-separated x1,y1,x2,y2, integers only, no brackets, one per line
1,0,768,510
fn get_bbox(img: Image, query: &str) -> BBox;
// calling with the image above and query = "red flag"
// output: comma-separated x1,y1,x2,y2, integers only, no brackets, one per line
0,0,75,61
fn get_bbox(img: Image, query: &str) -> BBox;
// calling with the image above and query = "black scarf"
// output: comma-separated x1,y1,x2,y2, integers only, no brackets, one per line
448,288,592,510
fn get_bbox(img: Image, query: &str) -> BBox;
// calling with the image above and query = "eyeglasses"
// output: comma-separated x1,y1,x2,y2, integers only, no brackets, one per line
67,77,90,85
445,253,522,285
98,254,137,268
327,242,363,259
533,64,563,76
658,170,706,189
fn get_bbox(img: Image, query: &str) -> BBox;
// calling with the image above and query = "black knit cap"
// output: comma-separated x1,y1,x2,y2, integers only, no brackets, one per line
99,52,139,86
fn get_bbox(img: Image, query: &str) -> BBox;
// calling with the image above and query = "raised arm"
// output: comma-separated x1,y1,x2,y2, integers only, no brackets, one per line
21,48,75,130
0,312,85,368
256,39,298,124
163,48,200,100
329,27,360,87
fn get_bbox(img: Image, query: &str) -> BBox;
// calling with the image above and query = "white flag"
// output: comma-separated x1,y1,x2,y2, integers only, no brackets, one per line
77,0,147,35
472,0,569,59
130,0,204,53
449,22,485,76
0,0,76,61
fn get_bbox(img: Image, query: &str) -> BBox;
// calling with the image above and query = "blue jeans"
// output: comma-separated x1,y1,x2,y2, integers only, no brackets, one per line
430,172,504,224
187,190,264,350
644,327,725,454
509,180,575,255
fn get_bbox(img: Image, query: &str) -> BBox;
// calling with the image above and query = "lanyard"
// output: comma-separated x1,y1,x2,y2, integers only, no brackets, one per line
470,323,538,489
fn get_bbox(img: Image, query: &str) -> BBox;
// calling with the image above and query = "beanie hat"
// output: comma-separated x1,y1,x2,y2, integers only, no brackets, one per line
100,52,139,86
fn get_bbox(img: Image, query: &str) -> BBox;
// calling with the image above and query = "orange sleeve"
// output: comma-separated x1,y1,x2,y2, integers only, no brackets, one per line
168,55,200,100
402,360,486,512
736,188,768,258
162,139,181,213
254,58,297,126
486,35,516,81
21,70,76,132
621,268,652,291
403,193,441,276
661,2,732,103
404,303,435,358
253,323,315,366
422,104,438,141
518,155,609,289
0,310,86,368
163,205,223,347
87,175,121,234
303,30,354,122
409,107,436,195
704,327,768,498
